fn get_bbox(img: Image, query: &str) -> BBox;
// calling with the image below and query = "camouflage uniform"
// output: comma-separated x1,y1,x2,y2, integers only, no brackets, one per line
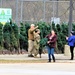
33,29,40,57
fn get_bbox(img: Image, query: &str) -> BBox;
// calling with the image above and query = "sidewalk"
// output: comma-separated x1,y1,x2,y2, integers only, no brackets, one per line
0,53,75,63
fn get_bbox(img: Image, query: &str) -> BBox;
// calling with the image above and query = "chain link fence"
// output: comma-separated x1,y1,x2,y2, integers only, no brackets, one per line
0,0,75,54
0,0,75,24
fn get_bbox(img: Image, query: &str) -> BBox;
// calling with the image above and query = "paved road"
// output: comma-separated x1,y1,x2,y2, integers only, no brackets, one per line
0,63,75,75
0,54,75,75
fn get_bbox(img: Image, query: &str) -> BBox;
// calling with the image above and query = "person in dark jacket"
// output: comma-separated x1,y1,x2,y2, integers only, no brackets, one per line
46,30,57,62
66,31,75,60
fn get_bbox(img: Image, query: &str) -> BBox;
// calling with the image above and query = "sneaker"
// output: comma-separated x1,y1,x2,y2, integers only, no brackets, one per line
28,54,34,57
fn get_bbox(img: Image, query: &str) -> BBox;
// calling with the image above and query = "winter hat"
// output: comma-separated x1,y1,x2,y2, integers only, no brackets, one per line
71,31,75,35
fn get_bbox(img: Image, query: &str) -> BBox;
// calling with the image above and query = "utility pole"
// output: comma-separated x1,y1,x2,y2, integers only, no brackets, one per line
21,0,23,22
16,0,18,24
68,0,73,36
56,0,58,18
1,0,2,7
52,0,55,20
43,0,45,22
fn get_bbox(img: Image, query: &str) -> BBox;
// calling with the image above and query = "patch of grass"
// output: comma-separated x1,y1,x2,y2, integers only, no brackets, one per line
0,59,47,63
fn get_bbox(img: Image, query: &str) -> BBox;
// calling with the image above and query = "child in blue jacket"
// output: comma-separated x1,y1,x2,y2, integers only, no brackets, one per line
66,31,75,60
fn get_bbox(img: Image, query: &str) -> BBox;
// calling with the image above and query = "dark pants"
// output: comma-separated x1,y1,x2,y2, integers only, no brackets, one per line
46,46,55,62
70,46,74,60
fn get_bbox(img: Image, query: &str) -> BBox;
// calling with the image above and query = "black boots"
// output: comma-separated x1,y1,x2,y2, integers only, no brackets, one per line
52,55,55,62
48,59,51,62
48,54,55,62
28,54,34,57
70,53,74,60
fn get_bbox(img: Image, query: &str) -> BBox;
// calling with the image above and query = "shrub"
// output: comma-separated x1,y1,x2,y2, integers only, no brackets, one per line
0,21,72,54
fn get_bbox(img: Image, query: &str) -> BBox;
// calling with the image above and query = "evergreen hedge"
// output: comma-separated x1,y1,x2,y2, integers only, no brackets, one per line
0,20,75,53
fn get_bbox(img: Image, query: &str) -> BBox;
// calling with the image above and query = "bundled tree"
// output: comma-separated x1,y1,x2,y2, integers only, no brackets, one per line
19,22,30,51
3,22,12,51
3,20,19,54
10,21,19,53
1,21,69,54
0,23,3,50
72,23,75,31
56,23,68,53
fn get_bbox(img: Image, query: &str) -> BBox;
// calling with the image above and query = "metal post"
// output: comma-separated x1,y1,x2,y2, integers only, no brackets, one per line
68,0,73,36
1,0,2,7
43,0,45,22
16,0,18,24
21,0,23,22
16,0,21,54
52,0,55,21
56,0,58,18
51,0,55,30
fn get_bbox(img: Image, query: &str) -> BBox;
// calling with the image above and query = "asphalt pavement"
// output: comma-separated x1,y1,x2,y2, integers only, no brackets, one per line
0,53,75,75
0,63,75,75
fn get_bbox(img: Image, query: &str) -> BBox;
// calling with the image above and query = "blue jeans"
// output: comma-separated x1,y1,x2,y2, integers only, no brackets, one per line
47,46,54,55
46,46,55,62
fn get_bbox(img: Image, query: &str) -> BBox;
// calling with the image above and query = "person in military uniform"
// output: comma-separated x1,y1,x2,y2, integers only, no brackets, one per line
33,29,40,57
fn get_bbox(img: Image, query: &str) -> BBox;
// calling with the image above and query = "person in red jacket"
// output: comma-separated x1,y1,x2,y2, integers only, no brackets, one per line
46,30,57,62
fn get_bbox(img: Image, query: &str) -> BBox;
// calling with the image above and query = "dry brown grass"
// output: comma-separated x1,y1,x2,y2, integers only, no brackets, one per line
0,59,48,63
